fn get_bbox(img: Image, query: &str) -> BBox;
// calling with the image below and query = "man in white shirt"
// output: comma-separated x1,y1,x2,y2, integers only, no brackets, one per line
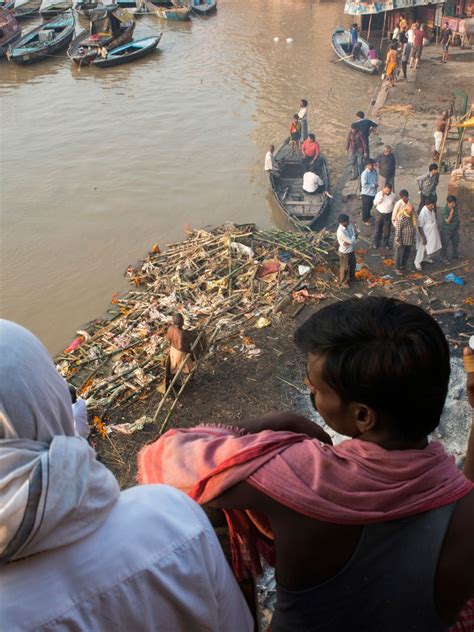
336,213,357,288
264,144,280,178
373,183,397,249
303,168,324,194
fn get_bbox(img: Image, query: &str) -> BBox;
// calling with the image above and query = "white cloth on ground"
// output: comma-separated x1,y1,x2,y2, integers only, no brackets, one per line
72,398,89,438
415,205,442,267
1,484,254,632
303,171,324,193
337,223,356,254
373,190,396,214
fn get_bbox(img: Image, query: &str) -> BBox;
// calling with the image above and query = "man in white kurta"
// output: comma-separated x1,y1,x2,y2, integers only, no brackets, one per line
415,199,442,270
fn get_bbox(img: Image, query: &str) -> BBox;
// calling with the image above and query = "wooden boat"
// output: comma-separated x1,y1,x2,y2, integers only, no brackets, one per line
331,26,376,75
269,139,331,231
145,0,189,20
40,0,72,18
67,5,134,65
92,33,161,67
8,10,74,62
12,0,41,20
0,7,21,56
75,1,101,18
0,0,15,10
187,0,216,16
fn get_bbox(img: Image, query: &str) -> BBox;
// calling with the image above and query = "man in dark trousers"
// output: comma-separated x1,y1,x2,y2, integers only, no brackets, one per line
417,163,439,211
353,111,377,159
375,145,396,191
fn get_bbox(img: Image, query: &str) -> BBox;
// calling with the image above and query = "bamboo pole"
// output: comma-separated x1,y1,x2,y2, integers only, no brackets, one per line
380,10,387,47
367,14,373,40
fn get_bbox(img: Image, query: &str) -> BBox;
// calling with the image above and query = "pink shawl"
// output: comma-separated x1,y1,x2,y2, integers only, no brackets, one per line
138,425,472,578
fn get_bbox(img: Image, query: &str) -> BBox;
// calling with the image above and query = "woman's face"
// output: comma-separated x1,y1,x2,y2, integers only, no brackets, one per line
305,354,360,437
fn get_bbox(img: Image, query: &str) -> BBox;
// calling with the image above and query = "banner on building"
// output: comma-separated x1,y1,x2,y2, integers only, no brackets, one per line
344,0,444,14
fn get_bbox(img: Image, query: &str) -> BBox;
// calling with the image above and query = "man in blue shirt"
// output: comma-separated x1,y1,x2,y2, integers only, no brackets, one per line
360,159,378,224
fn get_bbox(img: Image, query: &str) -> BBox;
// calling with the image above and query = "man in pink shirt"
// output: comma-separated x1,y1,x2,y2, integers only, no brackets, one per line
411,23,426,69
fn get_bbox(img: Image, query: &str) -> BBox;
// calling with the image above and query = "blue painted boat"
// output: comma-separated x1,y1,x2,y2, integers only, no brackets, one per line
12,0,41,20
8,10,75,62
188,0,216,16
145,0,190,21
0,0,15,10
92,33,161,67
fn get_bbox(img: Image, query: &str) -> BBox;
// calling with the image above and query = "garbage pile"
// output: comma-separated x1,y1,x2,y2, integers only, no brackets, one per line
56,223,335,426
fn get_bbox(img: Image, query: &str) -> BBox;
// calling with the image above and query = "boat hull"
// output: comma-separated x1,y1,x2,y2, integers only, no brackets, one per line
68,20,135,65
270,139,331,232
12,0,42,20
92,33,161,67
331,26,376,75
8,11,75,63
40,1,73,19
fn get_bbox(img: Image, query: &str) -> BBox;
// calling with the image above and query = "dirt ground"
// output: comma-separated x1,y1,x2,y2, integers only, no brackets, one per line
96,44,473,488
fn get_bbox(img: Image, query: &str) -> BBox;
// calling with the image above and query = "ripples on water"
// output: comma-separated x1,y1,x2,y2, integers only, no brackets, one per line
0,0,375,352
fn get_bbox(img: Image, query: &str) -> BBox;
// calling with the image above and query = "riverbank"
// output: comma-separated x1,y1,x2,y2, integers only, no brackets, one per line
56,43,473,487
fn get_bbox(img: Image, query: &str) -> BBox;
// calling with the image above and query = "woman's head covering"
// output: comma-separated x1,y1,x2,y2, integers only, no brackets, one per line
0,320,75,441
0,320,119,564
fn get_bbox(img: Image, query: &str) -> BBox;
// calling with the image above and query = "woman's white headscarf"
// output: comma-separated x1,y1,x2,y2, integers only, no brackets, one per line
0,320,119,564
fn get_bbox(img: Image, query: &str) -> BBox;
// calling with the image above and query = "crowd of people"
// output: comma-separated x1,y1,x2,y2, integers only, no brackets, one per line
382,17,454,86
336,101,465,288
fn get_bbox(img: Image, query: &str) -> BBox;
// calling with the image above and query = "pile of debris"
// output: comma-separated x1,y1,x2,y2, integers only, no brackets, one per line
56,224,336,430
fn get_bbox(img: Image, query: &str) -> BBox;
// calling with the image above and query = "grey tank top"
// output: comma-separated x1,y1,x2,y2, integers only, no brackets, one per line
271,503,456,632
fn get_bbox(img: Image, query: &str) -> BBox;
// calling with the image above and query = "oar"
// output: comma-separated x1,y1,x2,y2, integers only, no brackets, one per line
334,54,354,62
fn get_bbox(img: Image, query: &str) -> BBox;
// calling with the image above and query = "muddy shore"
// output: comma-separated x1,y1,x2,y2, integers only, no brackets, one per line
77,44,474,487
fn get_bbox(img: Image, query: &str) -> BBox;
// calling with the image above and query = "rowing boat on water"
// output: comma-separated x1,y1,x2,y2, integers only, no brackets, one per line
8,10,74,62
331,26,376,75
92,33,161,67
40,0,72,19
187,0,216,16
12,0,41,20
67,5,135,65
145,0,190,20
269,138,331,231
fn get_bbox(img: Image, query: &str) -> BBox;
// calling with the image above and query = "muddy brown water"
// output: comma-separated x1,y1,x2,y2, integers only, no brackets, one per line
1,0,376,353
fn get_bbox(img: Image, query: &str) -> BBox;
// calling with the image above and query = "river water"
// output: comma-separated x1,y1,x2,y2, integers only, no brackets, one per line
1,0,375,353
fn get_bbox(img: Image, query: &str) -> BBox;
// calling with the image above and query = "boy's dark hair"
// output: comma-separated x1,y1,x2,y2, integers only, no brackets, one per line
68,384,77,404
447,195,457,203
399,189,409,197
429,163,439,171
301,98,308,107
356,111,364,119
308,133,315,141
338,213,349,223
350,123,359,131
294,297,450,441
